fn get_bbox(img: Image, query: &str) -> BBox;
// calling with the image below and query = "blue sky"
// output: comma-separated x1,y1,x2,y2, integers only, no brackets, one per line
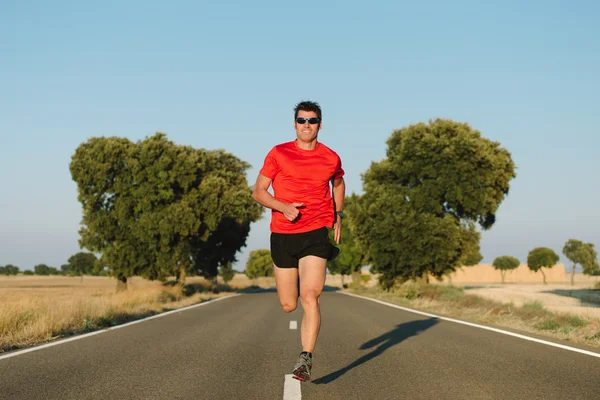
1,0,599,272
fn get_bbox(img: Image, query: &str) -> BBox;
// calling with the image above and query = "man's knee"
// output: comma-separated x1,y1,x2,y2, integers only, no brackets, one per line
281,300,297,313
300,289,321,306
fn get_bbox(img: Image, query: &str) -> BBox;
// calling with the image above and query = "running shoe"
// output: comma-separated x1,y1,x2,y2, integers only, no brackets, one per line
292,352,312,381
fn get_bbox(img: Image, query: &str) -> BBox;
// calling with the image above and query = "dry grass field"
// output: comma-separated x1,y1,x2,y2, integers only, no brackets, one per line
0,275,249,353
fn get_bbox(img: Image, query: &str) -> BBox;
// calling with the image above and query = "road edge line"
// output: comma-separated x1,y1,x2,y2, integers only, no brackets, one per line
340,291,600,359
0,293,242,361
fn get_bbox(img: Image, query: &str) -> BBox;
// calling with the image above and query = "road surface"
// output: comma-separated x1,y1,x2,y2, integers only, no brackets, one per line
1,290,598,399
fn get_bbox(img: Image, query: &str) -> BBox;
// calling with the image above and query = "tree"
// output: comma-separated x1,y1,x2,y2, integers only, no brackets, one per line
492,256,520,284
70,136,147,291
245,249,274,279
327,196,368,286
563,239,599,285
219,262,235,284
60,264,72,275
527,247,559,285
70,133,262,291
23,270,34,275
5,265,19,275
67,252,98,281
352,119,516,289
0,265,19,275
48,267,59,275
34,264,51,275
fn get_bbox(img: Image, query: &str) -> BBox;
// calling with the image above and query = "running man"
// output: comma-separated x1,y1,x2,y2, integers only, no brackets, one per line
252,100,345,381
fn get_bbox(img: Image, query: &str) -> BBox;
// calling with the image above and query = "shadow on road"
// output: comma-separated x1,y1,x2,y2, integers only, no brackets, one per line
542,289,600,307
312,318,439,385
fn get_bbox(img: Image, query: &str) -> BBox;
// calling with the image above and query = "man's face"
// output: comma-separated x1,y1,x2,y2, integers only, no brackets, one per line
294,110,321,142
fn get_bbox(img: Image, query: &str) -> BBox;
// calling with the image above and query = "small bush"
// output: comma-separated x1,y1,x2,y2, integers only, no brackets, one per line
535,320,561,331
519,301,548,319
361,274,371,283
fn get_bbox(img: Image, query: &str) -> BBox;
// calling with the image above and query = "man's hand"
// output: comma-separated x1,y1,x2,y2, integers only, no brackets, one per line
283,202,304,222
333,215,342,244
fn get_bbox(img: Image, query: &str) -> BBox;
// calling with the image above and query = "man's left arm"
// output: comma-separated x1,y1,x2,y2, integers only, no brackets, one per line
332,178,345,244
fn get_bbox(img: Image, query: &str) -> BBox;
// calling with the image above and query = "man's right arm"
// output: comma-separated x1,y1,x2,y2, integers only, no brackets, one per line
252,174,304,222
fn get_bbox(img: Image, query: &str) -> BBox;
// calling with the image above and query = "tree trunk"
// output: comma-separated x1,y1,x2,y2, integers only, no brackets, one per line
340,274,344,287
80,274,83,283
540,269,547,285
116,274,127,292
178,267,187,285
571,264,576,286
501,271,505,284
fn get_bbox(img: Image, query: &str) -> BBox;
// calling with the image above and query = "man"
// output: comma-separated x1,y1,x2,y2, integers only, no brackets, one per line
252,100,345,381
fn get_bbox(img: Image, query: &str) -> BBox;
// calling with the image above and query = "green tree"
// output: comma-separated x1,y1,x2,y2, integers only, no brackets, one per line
0,264,19,275
70,133,261,291
60,264,72,275
23,270,34,276
245,249,274,279
6,264,19,275
219,262,235,284
352,119,516,289
48,267,59,275
70,136,147,291
34,264,51,275
327,197,368,286
67,252,98,281
527,247,559,285
563,239,599,285
492,256,520,283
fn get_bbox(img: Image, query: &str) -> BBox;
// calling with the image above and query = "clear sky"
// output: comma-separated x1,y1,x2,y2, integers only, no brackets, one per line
2,0,599,272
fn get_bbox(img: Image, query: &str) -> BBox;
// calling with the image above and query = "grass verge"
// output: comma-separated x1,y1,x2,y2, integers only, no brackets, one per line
348,281,600,349
0,277,240,353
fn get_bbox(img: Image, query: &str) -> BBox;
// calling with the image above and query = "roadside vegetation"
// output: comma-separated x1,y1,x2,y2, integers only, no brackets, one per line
348,281,600,348
0,275,260,353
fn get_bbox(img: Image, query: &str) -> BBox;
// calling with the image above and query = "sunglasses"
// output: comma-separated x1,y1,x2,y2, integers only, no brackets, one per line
295,117,321,125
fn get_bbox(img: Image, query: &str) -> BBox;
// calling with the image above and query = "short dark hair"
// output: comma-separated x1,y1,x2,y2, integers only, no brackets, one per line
294,101,322,120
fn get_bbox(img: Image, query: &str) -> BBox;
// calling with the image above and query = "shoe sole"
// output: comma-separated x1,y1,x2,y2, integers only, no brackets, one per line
292,370,310,381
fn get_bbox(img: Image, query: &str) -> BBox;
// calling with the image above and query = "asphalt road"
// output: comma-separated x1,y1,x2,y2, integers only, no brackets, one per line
1,290,599,399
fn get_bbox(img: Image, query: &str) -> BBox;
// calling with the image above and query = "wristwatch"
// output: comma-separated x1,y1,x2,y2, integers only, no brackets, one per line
336,211,345,219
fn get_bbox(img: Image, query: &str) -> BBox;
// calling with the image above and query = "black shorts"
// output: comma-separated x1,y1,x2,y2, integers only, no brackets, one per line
270,226,340,268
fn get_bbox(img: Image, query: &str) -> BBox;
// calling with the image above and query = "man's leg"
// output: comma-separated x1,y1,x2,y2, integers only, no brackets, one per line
274,264,299,313
298,255,327,352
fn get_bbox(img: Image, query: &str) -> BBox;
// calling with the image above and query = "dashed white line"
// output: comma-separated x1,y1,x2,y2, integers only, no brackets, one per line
341,291,600,359
283,374,301,400
289,320,298,330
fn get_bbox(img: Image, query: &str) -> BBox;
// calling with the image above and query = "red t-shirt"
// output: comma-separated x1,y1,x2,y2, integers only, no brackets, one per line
259,140,344,234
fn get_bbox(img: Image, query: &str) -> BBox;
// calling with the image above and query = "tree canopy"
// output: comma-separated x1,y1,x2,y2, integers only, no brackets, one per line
492,256,520,283
563,239,600,284
327,195,368,285
70,133,262,290
66,252,98,278
245,249,274,279
527,247,559,285
0,264,19,275
350,119,516,289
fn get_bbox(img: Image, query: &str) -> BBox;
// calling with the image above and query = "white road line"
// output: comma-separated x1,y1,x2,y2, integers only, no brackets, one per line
289,320,298,330
341,291,600,359
0,294,242,361
283,374,301,400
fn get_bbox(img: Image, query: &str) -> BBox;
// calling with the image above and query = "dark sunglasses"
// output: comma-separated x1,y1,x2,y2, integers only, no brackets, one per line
295,117,321,125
